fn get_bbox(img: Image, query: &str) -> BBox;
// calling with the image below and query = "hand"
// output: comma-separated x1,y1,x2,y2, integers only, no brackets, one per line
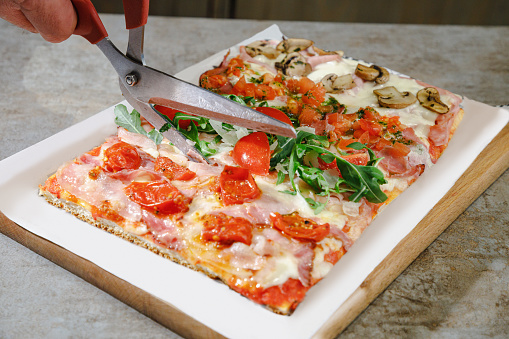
0,0,77,43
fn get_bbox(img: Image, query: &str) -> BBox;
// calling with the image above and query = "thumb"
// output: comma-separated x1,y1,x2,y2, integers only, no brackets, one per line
19,0,78,43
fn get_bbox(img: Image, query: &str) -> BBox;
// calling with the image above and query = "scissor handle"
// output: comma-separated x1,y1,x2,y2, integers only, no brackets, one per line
123,0,150,29
71,0,108,44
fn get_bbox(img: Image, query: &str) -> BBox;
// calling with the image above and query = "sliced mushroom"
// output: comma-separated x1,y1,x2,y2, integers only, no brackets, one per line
355,63,390,84
245,40,280,59
276,38,314,53
373,65,389,84
275,52,312,77
417,87,450,114
373,86,417,109
312,46,344,57
355,63,379,81
321,73,356,93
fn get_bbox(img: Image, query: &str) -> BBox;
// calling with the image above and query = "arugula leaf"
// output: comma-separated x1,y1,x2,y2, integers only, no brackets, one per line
114,104,164,145
272,130,388,212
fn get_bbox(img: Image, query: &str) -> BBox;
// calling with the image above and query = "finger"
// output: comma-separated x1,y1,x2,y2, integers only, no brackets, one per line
0,1,37,33
18,0,78,43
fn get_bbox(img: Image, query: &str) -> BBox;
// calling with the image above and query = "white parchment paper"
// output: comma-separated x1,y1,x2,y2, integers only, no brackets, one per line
0,25,508,339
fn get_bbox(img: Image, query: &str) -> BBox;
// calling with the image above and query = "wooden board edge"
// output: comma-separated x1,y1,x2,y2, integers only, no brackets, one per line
0,212,226,339
314,124,509,338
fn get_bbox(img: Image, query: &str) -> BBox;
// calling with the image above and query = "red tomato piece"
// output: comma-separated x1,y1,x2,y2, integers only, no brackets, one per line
200,74,228,91
299,107,322,126
201,213,253,245
270,212,330,242
219,165,261,205
302,83,326,107
232,132,270,176
154,156,196,181
124,181,191,215
255,84,276,100
358,118,383,136
154,105,195,129
318,152,369,177
231,75,247,96
254,107,293,126
103,142,141,172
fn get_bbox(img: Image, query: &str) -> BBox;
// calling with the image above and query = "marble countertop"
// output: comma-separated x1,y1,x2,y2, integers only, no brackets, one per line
0,15,508,338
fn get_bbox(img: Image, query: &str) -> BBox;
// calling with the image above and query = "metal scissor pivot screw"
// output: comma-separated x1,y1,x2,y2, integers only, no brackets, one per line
125,73,138,86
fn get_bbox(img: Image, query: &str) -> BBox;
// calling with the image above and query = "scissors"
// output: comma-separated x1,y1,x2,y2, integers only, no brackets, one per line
71,0,297,163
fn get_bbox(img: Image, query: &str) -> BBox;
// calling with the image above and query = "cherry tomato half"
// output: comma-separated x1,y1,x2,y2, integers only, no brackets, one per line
124,181,191,215
154,156,196,181
154,105,196,129
103,142,141,172
254,107,293,126
201,213,253,245
318,152,369,177
270,212,330,242
232,132,270,176
219,165,261,205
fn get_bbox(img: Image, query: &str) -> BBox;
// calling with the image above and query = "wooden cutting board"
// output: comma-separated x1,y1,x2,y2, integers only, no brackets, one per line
1,123,508,339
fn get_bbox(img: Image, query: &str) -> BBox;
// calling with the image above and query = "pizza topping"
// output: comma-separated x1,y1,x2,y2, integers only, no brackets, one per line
321,73,356,93
219,165,261,205
232,132,271,176
124,181,191,215
245,40,280,59
103,142,142,172
270,212,330,242
355,63,389,84
373,86,417,109
201,213,253,245
154,156,197,181
417,87,450,114
276,38,314,53
275,52,312,77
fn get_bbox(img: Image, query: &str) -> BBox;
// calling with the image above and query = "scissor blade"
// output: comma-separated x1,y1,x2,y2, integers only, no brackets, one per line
119,81,208,163
126,69,297,138
95,38,296,138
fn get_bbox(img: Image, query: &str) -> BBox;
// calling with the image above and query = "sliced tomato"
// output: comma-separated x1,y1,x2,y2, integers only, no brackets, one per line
302,83,326,108
103,142,141,172
358,118,383,136
124,181,191,215
254,107,293,126
232,132,270,176
153,105,195,129
219,165,261,205
318,152,369,177
154,156,196,181
199,74,228,91
254,84,276,100
299,107,321,126
201,213,253,245
284,77,315,94
270,212,330,242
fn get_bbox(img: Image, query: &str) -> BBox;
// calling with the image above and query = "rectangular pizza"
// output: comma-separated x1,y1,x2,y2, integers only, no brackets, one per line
39,37,463,315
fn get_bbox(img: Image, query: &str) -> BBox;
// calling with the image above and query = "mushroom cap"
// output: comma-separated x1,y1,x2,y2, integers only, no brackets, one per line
276,38,314,53
355,63,379,81
312,46,344,57
373,65,390,84
417,87,450,114
321,73,356,93
275,52,312,77
373,86,417,109
245,40,280,59
355,63,390,84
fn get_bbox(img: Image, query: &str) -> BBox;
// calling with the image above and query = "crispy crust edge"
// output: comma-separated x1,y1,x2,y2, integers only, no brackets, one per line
38,188,293,315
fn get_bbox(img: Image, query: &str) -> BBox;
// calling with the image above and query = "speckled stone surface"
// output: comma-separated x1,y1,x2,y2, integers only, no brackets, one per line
0,15,508,338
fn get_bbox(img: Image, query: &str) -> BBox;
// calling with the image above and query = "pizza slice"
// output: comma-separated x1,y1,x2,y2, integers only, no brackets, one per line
39,37,463,315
